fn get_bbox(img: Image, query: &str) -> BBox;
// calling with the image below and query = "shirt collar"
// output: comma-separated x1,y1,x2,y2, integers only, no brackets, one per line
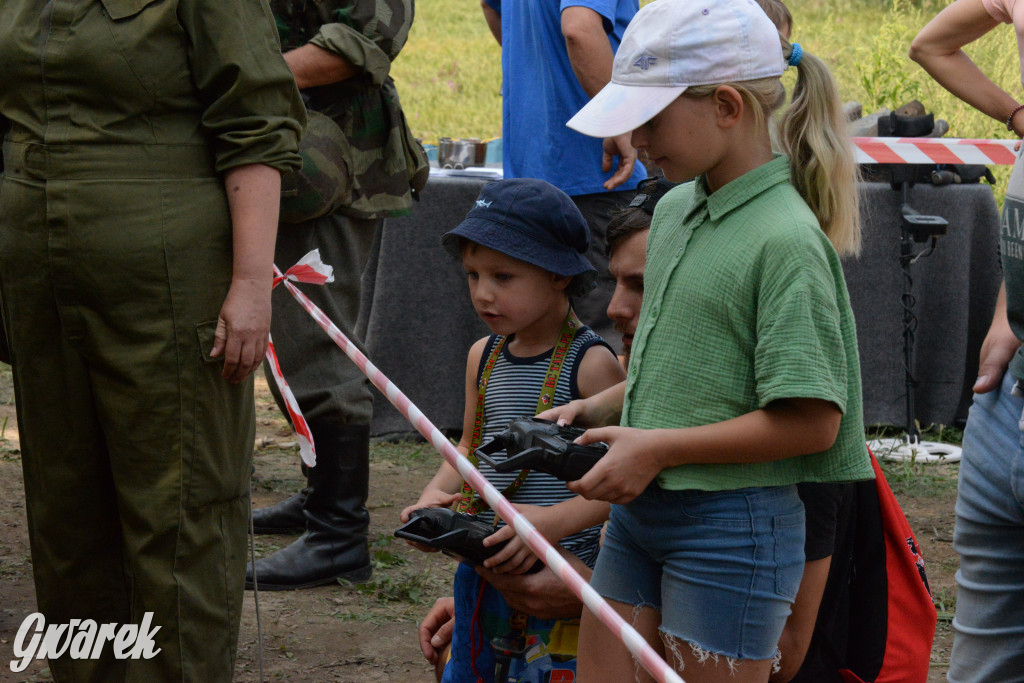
693,154,792,223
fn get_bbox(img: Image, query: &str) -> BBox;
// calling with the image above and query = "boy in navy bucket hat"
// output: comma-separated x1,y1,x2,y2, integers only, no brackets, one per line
402,178,625,681
442,178,597,296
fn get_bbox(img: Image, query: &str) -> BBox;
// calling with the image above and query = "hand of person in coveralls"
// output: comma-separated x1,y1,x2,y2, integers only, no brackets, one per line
210,164,281,383
211,278,272,383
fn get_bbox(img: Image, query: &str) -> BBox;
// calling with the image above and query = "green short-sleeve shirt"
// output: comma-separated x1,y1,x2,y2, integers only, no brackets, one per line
623,155,873,490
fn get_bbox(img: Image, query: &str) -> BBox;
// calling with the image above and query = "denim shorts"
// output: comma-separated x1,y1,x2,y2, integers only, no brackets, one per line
589,483,805,660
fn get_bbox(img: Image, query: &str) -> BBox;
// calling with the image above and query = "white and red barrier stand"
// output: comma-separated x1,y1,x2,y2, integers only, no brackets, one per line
852,136,1016,166
271,254,686,683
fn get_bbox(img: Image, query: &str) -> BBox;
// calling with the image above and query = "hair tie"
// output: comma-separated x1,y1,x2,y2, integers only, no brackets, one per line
788,43,803,67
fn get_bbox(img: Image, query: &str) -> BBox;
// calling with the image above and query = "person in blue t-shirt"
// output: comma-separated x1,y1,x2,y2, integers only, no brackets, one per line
479,0,647,348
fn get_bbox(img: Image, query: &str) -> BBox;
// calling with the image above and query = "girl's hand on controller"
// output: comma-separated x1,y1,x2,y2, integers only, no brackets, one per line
568,426,663,504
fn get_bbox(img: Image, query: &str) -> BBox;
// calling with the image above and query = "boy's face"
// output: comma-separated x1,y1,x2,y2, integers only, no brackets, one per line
461,243,569,337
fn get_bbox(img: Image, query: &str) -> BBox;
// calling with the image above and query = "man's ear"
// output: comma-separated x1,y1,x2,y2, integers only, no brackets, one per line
712,85,745,129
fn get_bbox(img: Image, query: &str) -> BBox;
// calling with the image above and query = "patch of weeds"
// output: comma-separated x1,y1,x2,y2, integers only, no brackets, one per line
854,1,924,113
369,534,408,570
877,456,957,499
920,424,964,446
866,425,960,498
371,439,437,466
932,586,957,623
345,567,439,604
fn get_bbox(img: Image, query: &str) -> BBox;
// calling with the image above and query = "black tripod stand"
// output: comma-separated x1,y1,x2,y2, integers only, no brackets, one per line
867,170,962,461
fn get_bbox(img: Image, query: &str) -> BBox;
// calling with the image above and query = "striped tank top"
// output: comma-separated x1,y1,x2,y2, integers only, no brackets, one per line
473,326,612,567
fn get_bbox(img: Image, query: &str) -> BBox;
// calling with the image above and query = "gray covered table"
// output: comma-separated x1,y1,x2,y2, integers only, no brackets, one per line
362,175,1001,437
850,182,1000,427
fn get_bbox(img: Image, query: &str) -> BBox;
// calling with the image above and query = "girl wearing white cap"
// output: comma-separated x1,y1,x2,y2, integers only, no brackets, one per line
541,0,872,680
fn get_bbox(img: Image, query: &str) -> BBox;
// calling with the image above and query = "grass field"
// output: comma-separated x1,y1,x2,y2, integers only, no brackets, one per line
392,0,1020,194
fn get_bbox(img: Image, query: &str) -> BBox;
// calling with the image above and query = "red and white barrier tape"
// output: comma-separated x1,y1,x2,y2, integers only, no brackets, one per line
852,136,1016,166
273,254,685,683
264,334,316,466
263,250,339,467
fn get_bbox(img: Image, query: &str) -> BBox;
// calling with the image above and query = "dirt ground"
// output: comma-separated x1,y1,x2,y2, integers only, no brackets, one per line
0,366,959,682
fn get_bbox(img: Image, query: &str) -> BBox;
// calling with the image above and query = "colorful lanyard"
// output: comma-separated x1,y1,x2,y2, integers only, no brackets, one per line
456,309,583,515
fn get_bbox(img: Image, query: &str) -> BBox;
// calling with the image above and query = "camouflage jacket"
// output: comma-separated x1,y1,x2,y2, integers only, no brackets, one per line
270,0,427,219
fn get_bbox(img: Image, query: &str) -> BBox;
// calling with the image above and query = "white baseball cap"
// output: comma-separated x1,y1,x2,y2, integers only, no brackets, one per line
567,0,787,138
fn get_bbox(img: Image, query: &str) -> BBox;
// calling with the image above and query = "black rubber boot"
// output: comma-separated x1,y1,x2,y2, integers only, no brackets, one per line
251,488,308,534
246,424,371,590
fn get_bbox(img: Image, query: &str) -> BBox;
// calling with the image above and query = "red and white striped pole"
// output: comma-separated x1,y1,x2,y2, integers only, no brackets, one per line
273,260,686,683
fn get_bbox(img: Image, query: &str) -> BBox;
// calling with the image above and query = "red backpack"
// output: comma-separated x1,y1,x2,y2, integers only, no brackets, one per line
838,450,937,683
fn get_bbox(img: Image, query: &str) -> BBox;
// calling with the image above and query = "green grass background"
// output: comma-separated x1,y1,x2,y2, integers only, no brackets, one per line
391,0,1020,195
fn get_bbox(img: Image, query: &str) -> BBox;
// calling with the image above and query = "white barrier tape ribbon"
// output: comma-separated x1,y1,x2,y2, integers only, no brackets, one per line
264,334,316,467
853,137,1017,165
273,256,685,683
261,253,336,468
272,248,336,288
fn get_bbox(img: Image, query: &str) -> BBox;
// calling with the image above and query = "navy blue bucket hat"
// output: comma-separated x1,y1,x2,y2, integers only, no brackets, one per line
442,178,596,281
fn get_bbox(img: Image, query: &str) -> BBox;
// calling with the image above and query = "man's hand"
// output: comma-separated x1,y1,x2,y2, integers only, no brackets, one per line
974,321,1021,393
602,134,638,190
476,548,591,619
562,6,638,184
418,597,455,666
974,284,1020,393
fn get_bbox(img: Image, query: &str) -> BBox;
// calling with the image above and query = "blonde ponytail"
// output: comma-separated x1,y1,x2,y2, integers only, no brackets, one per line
778,43,861,257
682,38,860,257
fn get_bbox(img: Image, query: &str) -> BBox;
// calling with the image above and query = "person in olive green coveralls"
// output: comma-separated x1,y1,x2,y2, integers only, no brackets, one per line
248,0,428,589
0,1,304,680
